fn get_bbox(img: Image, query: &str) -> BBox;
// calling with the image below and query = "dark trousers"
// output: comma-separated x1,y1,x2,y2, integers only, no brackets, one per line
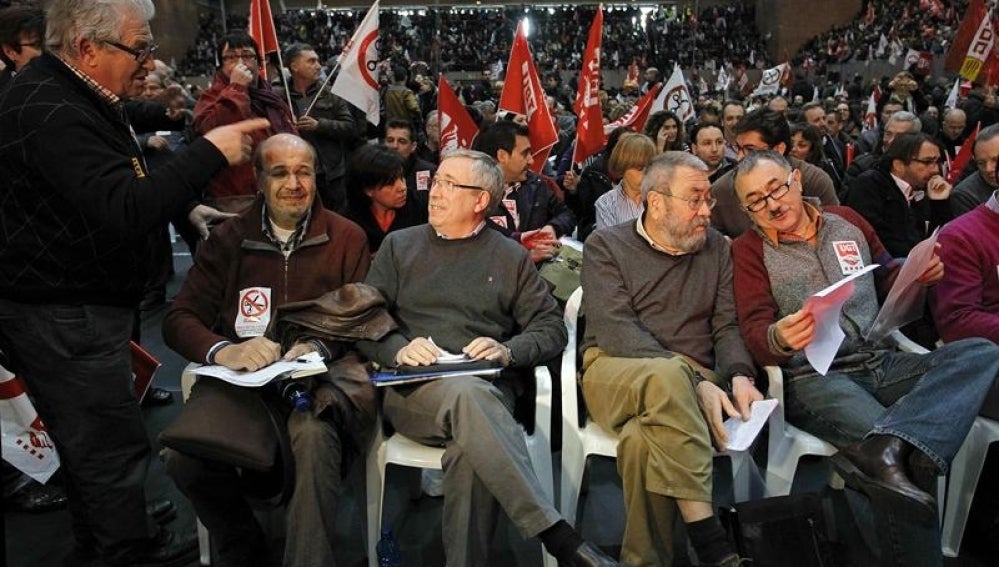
0,299,154,562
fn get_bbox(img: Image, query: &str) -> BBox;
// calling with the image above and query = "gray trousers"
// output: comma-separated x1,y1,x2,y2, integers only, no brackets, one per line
166,410,344,567
383,375,561,567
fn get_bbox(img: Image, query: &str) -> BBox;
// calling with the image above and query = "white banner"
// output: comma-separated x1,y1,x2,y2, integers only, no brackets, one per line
653,63,695,123
331,1,381,125
0,367,60,483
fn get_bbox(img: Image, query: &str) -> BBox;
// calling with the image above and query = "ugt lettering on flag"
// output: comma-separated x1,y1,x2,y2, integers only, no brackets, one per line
960,10,996,82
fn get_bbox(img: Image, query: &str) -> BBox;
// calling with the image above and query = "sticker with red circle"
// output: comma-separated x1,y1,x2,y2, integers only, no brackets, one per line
235,287,271,338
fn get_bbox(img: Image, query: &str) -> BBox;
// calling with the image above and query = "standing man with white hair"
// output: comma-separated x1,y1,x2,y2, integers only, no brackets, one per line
0,1,267,565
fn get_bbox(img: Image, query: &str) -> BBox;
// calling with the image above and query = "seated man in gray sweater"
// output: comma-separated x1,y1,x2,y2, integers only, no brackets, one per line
582,152,761,567
357,149,617,567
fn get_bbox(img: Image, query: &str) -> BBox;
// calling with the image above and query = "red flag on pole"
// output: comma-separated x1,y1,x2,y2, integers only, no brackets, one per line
437,76,479,153
946,0,987,73
498,21,560,173
947,123,980,184
572,6,604,166
603,84,661,137
248,0,279,81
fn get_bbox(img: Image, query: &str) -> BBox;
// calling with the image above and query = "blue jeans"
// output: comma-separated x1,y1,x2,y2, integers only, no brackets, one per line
785,337,999,566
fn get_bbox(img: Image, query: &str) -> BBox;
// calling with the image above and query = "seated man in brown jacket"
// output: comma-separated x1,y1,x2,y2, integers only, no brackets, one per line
162,134,374,567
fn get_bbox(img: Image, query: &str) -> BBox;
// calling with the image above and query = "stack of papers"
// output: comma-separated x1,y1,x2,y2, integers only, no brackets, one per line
723,399,778,452
194,351,327,387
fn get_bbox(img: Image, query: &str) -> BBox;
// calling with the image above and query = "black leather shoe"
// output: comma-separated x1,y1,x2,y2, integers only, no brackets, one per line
907,448,941,496
142,386,174,406
114,528,199,567
559,541,619,567
147,498,177,524
5,482,68,513
831,434,936,516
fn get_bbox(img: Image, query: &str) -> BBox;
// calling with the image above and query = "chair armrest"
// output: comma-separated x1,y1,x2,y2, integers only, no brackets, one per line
890,330,930,354
533,365,553,443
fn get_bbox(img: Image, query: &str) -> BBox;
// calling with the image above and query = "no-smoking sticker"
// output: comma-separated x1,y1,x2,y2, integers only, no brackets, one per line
235,287,271,338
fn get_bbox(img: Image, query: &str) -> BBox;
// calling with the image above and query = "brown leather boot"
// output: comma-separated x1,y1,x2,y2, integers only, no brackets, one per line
830,434,936,516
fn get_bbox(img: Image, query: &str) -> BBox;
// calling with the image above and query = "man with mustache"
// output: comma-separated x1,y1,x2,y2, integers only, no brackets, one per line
580,152,761,567
731,150,999,567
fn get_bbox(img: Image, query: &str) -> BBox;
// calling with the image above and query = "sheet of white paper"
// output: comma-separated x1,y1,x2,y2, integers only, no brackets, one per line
194,351,326,387
803,265,879,375
723,399,778,452
866,231,939,343
429,337,471,364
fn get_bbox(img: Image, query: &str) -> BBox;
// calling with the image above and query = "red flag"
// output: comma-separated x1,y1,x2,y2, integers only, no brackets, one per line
946,0,987,73
947,123,980,184
437,76,479,153
498,21,560,173
863,86,881,131
603,84,661,136
572,6,604,165
248,0,279,80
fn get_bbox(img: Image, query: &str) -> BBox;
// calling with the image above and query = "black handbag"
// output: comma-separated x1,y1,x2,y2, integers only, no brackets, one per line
159,378,295,503
720,493,840,567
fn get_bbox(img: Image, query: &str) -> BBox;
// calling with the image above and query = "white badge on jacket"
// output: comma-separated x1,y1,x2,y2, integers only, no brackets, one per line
832,241,865,275
416,170,431,192
235,287,272,338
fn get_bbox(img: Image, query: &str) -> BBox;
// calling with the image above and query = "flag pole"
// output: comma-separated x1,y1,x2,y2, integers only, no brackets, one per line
303,60,341,117
273,45,295,118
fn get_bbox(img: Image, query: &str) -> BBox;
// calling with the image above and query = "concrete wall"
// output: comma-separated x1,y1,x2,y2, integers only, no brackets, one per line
150,0,208,67
756,0,863,58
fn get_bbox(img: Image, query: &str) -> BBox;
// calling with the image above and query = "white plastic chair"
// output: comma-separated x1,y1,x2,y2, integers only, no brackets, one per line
180,363,214,567
941,415,999,556
364,367,557,567
559,287,756,527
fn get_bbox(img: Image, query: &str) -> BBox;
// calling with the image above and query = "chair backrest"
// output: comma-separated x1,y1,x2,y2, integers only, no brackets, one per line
561,288,585,432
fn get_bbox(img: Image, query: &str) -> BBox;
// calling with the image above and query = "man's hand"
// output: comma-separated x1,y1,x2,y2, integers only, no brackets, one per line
462,337,511,366
394,337,441,366
695,381,741,451
229,62,254,87
774,309,815,350
926,175,953,200
917,244,945,286
146,135,169,151
281,341,316,361
731,376,764,421
188,204,237,240
202,118,270,165
563,169,579,192
529,243,559,263
296,116,319,132
215,336,281,371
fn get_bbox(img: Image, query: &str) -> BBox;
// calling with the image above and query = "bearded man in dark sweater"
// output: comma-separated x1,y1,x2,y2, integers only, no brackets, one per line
357,150,617,567
0,1,268,565
582,152,760,567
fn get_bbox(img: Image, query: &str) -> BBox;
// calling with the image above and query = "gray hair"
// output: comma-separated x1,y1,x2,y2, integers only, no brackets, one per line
733,150,791,196
425,109,439,125
975,123,999,152
442,149,505,207
640,151,708,201
885,110,922,133
46,0,155,57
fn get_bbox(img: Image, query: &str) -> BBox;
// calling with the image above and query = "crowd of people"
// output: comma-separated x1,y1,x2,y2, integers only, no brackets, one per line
3,1,999,567
176,3,769,79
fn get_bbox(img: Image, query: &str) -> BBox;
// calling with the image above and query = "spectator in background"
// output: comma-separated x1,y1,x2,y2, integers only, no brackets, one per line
844,110,922,192
279,42,362,214
767,96,789,117
0,4,43,89
194,31,297,210
383,64,421,131
790,123,843,195
856,99,905,155
565,126,634,242
951,124,999,216
689,122,733,182
345,144,427,254
645,110,687,153
803,102,845,181
721,100,745,160
937,107,968,163
594,132,657,230
416,109,441,165
384,118,436,212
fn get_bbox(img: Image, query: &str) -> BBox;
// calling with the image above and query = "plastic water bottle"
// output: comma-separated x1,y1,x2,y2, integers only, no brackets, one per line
280,381,312,412
376,526,401,567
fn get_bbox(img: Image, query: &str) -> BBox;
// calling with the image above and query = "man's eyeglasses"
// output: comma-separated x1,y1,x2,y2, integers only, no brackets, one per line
221,52,259,63
653,189,717,211
733,143,771,155
18,41,42,49
910,156,943,166
744,172,794,213
106,40,158,63
431,177,484,193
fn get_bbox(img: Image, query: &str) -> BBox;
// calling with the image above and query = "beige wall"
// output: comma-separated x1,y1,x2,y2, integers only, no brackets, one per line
756,0,863,59
150,0,205,67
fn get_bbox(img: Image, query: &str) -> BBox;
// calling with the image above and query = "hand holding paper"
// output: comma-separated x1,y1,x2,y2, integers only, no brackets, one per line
802,264,879,375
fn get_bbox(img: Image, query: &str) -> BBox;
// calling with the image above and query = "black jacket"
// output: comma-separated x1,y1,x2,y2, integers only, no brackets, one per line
0,53,227,306
487,172,576,240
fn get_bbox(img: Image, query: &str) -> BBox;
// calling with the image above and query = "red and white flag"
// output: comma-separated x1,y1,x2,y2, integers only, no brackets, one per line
498,21,559,172
572,6,605,166
863,86,881,131
959,9,996,82
652,63,695,123
0,367,60,483
331,1,380,125
604,84,661,136
248,0,279,80
437,76,479,153
947,122,980,184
